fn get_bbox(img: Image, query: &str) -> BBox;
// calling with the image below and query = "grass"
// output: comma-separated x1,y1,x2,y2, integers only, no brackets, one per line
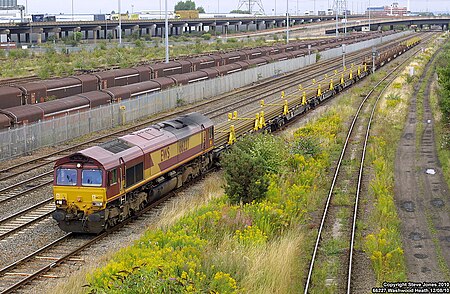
430,80,450,190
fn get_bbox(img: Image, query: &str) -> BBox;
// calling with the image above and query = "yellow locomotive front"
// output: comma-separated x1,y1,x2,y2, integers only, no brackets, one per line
53,156,108,233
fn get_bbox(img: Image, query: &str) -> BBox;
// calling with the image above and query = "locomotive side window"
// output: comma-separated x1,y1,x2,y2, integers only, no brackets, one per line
125,163,143,187
209,126,214,139
56,168,77,186
82,169,103,187
108,169,117,186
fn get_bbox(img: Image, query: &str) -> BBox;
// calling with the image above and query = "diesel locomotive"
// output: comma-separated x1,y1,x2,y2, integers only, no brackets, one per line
52,113,214,233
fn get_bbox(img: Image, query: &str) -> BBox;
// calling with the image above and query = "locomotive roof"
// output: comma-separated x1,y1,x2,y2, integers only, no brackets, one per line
56,113,213,170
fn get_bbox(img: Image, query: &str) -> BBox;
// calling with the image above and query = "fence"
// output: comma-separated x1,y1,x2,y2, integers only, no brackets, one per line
0,31,411,161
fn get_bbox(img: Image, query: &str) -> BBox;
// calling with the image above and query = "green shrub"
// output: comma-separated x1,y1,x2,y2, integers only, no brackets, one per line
202,33,212,40
221,134,286,204
316,52,321,62
437,50,450,123
290,135,321,158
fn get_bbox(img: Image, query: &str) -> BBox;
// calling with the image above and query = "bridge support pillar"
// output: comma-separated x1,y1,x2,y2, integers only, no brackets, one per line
132,25,140,37
37,32,42,44
16,33,21,43
53,28,61,40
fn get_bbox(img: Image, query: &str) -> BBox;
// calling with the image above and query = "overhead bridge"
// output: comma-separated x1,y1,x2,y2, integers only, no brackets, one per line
325,16,450,34
0,15,355,44
0,16,448,44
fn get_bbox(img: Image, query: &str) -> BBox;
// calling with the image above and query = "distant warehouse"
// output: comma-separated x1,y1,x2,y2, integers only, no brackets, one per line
0,0,17,8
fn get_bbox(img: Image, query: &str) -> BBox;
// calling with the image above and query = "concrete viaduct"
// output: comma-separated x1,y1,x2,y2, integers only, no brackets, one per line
0,15,448,44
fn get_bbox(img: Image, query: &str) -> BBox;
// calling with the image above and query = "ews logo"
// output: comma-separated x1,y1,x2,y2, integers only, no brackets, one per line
160,147,170,161
178,139,189,154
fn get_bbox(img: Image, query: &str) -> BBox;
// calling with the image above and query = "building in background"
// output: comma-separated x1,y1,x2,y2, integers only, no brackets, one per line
366,2,407,17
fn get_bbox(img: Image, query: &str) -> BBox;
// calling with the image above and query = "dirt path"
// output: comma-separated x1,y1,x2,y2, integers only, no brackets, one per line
394,56,450,281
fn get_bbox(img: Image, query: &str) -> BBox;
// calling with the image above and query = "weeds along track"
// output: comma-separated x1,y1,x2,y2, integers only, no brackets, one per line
303,34,434,294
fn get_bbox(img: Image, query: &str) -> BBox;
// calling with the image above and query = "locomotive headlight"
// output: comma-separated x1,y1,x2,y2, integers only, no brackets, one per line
76,163,82,168
56,200,67,205
92,202,103,207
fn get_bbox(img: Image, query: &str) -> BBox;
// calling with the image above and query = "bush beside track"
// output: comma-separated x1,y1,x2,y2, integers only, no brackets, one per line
435,38,450,186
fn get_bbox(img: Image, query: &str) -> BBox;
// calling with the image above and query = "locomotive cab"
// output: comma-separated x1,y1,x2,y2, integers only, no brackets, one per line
53,153,109,233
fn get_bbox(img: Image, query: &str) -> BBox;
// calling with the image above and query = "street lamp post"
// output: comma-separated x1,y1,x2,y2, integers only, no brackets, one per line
342,44,346,68
335,3,339,37
165,0,169,63
286,0,289,43
72,0,74,21
308,44,311,64
344,1,347,35
118,0,122,44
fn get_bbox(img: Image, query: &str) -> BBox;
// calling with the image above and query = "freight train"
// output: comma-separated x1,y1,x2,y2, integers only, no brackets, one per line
52,36,421,233
0,31,392,108
0,32,396,130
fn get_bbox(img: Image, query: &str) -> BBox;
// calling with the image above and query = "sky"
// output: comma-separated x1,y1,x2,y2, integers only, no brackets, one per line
15,0,450,15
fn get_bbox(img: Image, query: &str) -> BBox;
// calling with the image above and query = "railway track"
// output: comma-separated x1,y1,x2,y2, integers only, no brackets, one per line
302,34,432,294
0,76,40,87
0,200,54,240
0,172,53,205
